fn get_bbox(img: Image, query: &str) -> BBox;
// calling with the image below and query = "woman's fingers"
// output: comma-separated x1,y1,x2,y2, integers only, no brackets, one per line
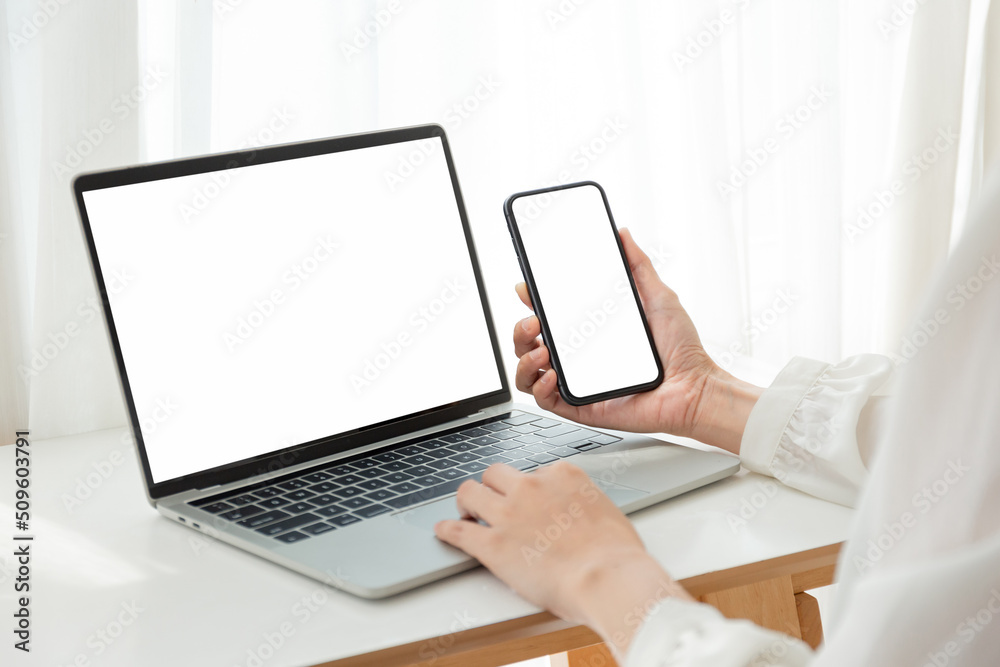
513,315,541,358
515,341,550,393
515,282,533,310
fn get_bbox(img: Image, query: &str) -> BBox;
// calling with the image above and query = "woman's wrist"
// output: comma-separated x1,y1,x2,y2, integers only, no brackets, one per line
571,549,694,659
686,367,763,456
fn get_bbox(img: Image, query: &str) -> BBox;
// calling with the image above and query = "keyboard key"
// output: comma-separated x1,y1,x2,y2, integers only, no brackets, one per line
333,474,365,486
439,434,466,443
303,522,337,536
511,424,540,434
449,451,480,463
382,472,414,484
592,434,621,445
275,531,310,544
422,439,453,449
508,459,537,471
237,509,290,528
220,505,264,521
310,494,340,506
331,487,365,498
201,502,234,514
447,442,477,452
379,461,412,472
259,497,290,508
576,443,601,451
317,505,349,518
545,432,594,448
310,481,339,493
424,448,456,459
355,504,392,519
396,445,427,456
435,468,468,481
480,422,509,432
384,476,477,510
302,472,331,483
228,494,258,506
253,487,282,499
474,445,502,456
426,459,458,471
256,513,321,536
402,454,434,465
492,440,524,451
373,451,403,463
407,465,438,477
489,430,520,440
339,496,372,509
277,479,308,490
528,453,559,465
285,502,315,513
501,413,540,426
365,489,396,501
328,515,361,527
549,447,579,458
461,427,491,438
521,443,551,454
388,481,422,494
532,418,561,428
479,455,513,466
326,465,356,476
537,424,578,437
514,434,544,444
355,468,384,479
458,462,488,474
358,479,389,490
410,475,445,487
285,489,315,501
351,459,380,469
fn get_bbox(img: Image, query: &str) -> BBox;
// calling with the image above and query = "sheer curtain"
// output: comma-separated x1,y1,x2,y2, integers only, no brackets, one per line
1,0,994,441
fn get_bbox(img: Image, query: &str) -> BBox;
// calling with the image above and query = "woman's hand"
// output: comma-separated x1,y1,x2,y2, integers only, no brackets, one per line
434,462,692,656
513,228,761,455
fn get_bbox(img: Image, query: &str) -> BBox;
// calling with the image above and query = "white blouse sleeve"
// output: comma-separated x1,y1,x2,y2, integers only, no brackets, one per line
738,354,894,507
624,598,814,666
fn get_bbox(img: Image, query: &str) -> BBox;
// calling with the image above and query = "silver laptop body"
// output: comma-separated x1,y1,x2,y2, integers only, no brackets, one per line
74,124,739,599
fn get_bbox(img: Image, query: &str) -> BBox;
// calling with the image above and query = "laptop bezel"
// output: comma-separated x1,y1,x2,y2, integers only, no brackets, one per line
73,124,512,501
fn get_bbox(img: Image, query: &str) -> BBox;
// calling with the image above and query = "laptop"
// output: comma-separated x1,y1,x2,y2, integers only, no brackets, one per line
73,124,739,599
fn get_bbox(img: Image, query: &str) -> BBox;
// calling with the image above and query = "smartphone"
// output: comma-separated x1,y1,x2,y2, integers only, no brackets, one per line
503,181,663,406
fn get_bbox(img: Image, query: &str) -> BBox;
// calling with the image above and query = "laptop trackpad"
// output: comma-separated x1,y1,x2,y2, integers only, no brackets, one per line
394,478,647,532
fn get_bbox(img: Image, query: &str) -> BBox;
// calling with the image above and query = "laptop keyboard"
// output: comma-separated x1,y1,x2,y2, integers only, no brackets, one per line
188,411,621,544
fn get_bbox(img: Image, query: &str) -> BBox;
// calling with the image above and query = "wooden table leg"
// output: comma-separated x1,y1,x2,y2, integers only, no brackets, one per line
700,574,802,638
794,592,824,649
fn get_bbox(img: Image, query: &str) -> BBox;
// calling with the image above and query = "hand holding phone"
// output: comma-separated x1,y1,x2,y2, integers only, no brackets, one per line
504,181,663,406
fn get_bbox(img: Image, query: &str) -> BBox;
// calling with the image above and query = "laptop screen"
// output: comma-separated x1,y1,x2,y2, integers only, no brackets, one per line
79,131,504,485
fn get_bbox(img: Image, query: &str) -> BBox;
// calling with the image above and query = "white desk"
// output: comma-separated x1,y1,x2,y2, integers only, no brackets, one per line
0,427,851,666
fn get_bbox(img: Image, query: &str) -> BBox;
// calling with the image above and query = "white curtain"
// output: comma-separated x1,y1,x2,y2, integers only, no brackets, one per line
2,0,995,442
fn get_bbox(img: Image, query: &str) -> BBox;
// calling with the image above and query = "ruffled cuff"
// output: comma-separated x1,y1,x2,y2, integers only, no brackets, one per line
624,597,814,666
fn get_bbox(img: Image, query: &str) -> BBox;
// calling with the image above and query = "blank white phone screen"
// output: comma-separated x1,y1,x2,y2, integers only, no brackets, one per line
510,184,660,400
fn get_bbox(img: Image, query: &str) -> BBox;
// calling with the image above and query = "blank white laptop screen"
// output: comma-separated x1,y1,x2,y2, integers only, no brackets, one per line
83,138,502,483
